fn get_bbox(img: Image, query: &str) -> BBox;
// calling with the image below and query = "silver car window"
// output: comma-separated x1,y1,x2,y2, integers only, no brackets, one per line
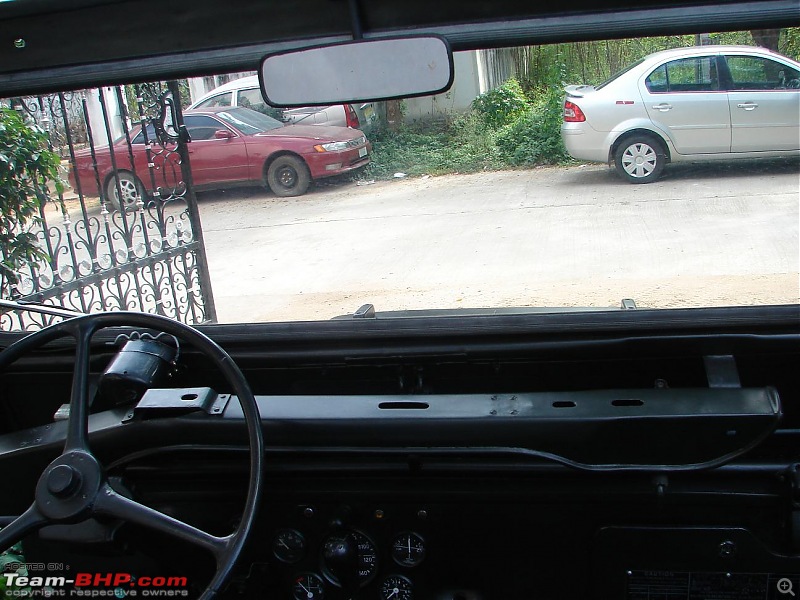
237,88,266,111
725,55,800,90
195,91,233,108
237,87,284,120
646,56,719,92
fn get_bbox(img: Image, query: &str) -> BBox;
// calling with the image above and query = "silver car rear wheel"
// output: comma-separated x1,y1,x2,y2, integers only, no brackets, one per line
614,135,665,183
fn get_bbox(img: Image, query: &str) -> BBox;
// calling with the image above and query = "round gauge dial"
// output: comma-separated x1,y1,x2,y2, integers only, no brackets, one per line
380,575,414,600
391,532,426,568
321,530,378,587
292,573,325,600
273,529,306,564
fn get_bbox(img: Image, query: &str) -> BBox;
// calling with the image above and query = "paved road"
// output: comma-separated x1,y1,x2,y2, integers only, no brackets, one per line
196,159,800,323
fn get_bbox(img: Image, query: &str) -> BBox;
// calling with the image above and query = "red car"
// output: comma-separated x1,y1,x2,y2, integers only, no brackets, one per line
69,106,371,210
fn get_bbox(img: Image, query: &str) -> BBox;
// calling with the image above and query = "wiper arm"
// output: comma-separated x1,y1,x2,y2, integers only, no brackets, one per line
0,298,86,319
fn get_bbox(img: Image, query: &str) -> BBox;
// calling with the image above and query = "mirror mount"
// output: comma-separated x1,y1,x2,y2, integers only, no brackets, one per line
347,0,364,40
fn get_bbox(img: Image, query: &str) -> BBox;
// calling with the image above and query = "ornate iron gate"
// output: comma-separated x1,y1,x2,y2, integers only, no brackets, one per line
1,81,216,331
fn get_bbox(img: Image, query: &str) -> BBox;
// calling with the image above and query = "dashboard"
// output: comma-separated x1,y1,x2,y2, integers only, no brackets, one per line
2,307,797,599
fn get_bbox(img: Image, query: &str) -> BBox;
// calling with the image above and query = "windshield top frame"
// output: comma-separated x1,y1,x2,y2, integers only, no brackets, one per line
0,1,796,97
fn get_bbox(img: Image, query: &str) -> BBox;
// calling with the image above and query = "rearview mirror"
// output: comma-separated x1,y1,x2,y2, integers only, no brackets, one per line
259,36,453,107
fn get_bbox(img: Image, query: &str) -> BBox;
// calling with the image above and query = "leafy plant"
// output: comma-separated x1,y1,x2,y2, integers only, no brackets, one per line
471,78,529,127
0,541,30,597
365,114,502,179
0,107,63,297
495,86,569,166
364,30,800,179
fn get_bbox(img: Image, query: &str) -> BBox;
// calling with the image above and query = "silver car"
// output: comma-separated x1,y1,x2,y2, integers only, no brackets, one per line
561,45,800,183
189,75,377,133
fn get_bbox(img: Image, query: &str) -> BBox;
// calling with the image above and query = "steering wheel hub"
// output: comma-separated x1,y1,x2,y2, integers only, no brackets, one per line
47,464,81,497
36,451,102,521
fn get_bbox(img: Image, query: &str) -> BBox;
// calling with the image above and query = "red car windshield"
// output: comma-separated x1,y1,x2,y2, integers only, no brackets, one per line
214,107,284,134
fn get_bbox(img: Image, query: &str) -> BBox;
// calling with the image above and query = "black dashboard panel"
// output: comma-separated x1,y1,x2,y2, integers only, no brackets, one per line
109,448,798,599
2,309,799,599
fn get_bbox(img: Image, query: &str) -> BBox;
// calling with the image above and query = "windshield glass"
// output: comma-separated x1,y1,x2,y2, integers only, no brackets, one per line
0,29,797,329
214,107,284,133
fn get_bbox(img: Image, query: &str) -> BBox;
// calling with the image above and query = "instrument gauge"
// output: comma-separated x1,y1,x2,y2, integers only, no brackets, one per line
292,573,325,600
391,532,426,567
273,528,306,564
321,530,378,587
380,575,414,600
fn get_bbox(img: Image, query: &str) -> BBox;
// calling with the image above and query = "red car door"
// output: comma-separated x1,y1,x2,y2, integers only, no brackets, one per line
184,114,250,186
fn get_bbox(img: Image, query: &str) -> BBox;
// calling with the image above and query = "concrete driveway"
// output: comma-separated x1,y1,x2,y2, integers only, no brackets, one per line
197,159,800,323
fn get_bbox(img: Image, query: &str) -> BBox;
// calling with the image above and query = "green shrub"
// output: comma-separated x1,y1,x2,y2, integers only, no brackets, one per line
365,113,502,179
0,107,63,296
362,80,570,179
495,86,569,166
471,78,529,127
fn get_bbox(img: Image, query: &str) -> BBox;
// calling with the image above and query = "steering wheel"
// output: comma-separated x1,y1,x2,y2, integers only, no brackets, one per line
0,312,264,600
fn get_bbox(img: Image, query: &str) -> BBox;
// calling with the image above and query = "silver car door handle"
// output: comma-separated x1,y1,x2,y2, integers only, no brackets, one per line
651,103,672,111
737,102,758,110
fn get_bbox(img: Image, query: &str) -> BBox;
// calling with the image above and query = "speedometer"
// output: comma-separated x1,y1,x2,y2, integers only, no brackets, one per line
321,530,378,587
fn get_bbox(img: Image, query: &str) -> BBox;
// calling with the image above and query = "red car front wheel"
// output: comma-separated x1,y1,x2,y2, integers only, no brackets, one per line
266,155,311,197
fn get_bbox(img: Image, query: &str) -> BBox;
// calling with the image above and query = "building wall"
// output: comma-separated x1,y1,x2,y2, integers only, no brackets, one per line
402,51,482,122
84,86,126,147
402,49,519,123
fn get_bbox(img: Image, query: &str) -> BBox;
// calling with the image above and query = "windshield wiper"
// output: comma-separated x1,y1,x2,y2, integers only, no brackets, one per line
337,299,639,319
0,298,86,319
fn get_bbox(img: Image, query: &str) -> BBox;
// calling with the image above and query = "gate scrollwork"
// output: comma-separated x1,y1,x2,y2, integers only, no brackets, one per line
1,81,216,331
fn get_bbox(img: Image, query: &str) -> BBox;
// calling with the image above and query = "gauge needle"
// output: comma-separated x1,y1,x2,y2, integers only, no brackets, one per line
387,588,399,599
279,539,290,549
296,580,312,598
407,539,411,557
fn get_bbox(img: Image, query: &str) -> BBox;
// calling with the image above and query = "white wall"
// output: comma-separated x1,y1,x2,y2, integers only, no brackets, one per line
84,87,126,147
402,51,482,122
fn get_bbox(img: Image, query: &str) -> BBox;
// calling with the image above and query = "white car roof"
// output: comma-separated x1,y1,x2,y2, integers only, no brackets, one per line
189,74,259,108
640,44,800,67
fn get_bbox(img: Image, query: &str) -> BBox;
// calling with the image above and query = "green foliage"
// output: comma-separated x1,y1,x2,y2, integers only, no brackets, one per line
0,107,62,296
365,84,571,179
0,541,30,597
365,29,799,180
495,86,569,166
365,114,502,179
471,78,528,127
780,27,800,60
